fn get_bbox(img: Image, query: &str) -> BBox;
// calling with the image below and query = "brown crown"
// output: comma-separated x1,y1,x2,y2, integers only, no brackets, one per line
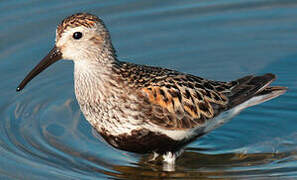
56,13,102,39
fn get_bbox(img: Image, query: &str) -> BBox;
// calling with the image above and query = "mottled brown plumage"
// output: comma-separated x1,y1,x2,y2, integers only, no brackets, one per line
111,61,230,129
17,13,287,168
111,62,285,131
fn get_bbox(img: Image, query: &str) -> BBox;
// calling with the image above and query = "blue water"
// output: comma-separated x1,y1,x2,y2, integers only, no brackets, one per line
1,0,297,179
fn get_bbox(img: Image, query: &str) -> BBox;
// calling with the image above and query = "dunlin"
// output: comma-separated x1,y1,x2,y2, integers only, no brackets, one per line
17,13,287,169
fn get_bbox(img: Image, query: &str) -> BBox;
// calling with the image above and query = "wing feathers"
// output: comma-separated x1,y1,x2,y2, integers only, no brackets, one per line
134,64,286,130
226,73,286,109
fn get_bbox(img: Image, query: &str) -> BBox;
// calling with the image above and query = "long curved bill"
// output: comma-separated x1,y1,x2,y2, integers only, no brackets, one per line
16,46,62,91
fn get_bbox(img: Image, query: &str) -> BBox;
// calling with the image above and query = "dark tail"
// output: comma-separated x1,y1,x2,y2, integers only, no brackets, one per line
227,73,287,109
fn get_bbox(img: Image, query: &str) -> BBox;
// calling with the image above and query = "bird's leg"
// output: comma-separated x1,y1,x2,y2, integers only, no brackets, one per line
148,151,159,162
161,149,184,171
162,152,176,171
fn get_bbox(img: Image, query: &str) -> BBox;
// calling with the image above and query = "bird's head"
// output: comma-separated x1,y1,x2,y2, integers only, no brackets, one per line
17,13,115,91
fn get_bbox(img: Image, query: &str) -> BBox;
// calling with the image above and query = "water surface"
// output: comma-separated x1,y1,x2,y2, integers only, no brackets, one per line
0,0,297,179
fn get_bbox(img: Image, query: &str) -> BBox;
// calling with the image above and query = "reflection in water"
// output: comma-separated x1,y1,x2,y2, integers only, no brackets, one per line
106,150,297,179
1,0,297,179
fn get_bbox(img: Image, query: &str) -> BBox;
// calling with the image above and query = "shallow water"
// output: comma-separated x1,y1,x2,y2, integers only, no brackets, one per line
1,0,297,179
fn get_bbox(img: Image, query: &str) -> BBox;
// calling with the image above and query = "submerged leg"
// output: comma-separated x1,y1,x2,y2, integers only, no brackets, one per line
162,149,184,171
163,151,176,164
148,151,159,162
162,152,176,171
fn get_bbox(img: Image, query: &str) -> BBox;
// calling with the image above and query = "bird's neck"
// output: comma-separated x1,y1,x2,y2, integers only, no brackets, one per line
73,56,121,103
73,57,139,134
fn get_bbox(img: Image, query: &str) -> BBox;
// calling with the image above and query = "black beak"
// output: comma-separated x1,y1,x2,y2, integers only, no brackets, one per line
16,46,62,91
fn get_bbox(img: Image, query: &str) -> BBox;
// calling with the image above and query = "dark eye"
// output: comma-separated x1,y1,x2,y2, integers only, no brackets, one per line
73,32,82,40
